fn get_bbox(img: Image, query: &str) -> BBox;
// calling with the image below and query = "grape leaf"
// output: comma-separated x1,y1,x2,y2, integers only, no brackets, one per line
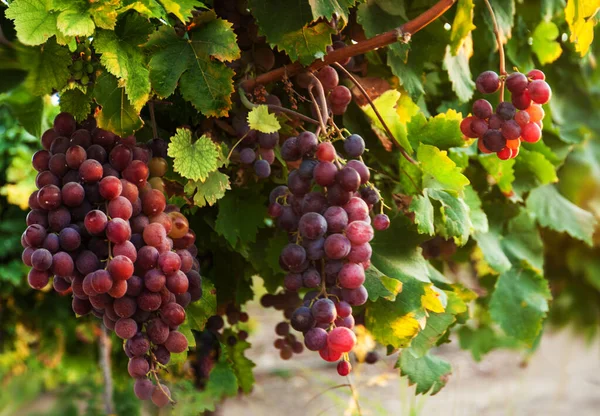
167,128,220,182
443,41,475,103
473,231,512,274
364,265,403,302
407,109,465,151
225,336,255,394
94,14,154,111
159,0,205,22
214,190,268,248
90,0,121,30
464,185,489,233
185,278,217,331
387,51,426,100
565,0,598,56
56,1,95,37
526,184,597,245
428,189,472,246
450,0,476,55
248,0,335,65
247,105,281,134
397,351,452,395
184,171,230,208
147,18,239,117
514,148,558,189
489,268,551,346
479,153,516,194
18,39,71,96
502,210,544,272
59,89,91,122
93,71,143,136
458,325,520,361
309,0,357,22
409,194,435,236
5,0,58,46
119,0,168,20
360,89,413,154
418,144,470,195
0,85,45,137
531,21,563,64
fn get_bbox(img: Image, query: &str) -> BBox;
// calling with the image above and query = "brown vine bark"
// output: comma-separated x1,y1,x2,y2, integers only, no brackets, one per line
241,0,457,91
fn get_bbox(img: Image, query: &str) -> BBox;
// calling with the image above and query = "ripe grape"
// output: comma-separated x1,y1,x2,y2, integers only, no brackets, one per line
528,80,552,104
476,71,500,94
505,72,528,94
472,99,493,119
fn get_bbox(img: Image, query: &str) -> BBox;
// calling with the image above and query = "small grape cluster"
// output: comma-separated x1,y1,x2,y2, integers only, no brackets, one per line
232,110,278,179
23,112,202,407
461,69,552,159
69,41,96,86
296,65,353,115
267,131,389,376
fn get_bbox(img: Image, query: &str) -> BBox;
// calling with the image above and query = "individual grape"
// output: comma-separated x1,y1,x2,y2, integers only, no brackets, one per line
142,189,166,216
109,144,133,171
108,255,134,281
31,248,53,271
317,66,339,91
53,276,71,293
254,159,271,178
482,129,506,152
298,212,327,240
148,157,168,178
506,72,528,94
341,285,368,306
122,160,149,186
338,263,365,289
147,318,170,344
329,85,352,107
32,150,51,172
107,196,133,220
527,69,545,80
497,147,512,160
343,134,365,157
301,192,327,214
302,268,321,288
108,279,128,298
49,154,69,177
526,104,545,123
165,331,188,353
48,207,71,231
151,385,171,408
501,120,521,141
239,148,256,164
514,110,530,126
166,270,189,294
143,223,167,247
345,160,369,184
158,251,181,275
154,345,171,365
304,327,328,351
79,159,103,182
324,234,351,259
134,378,154,401
137,291,162,311
373,214,390,231
65,145,87,169
528,80,552,104
336,166,361,192
167,212,189,240
280,244,307,269
521,122,542,143
459,117,477,138
72,297,92,315
327,327,356,353
161,303,186,327
346,221,374,245
120,179,139,203
496,102,516,120
311,298,337,323
61,182,85,207
22,247,34,266
84,210,107,235
59,227,81,251
472,99,493,119
319,346,343,362
316,142,336,162
115,318,138,339
25,224,47,247
41,129,59,150
53,112,76,137
347,242,372,264
113,241,137,262
297,131,318,156
113,296,137,318
337,360,352,376
27,269,50,289
37,184,62,210
512,89,532,111
281,137,301,161
27,209,48,228
87,144,108,163
49,136,70,155
36,171,60,188
258,131,279,149
290,306,315,332
128,356,149,378
313,161,338,187
284,273,303,291
91,270,113,294
476,71,500,94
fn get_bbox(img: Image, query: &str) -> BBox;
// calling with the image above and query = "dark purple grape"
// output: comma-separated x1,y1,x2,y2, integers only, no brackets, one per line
476,71,500,94
258,131,279,149
482,129,506,152
302,268,321,288
298,212,327,239
297,131,318,155
254,159,271,178
290,306,314,332
239,148,256,164
281,137,300,161
496,102,516,120
336,167,361,192
311,298,337,323
343,134,365,157
506,72,528,94
280,244,307,269
472,99,493,119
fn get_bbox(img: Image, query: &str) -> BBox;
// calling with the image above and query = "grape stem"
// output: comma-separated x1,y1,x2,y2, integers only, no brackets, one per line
307,88,327,134
240,0,457,91
483,0,507,101
307,73,330,130
333,63,417,165
151,366,176,404
149,100,159,140
98,324,115,415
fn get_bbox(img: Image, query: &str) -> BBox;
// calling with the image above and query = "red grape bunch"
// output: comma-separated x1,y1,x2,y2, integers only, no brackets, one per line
267,131,390,376
461,69,552,159
23,112,202,407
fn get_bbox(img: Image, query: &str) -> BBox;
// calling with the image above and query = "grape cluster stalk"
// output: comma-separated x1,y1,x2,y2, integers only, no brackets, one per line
263,67,390,375
461,69,552,159
23,112,202,407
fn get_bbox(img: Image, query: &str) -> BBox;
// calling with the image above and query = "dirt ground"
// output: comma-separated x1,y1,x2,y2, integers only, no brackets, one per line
219,303,600,416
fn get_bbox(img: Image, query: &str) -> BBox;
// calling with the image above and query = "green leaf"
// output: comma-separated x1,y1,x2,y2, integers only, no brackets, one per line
565,0,598,56
93,71,143,136
184,171,230,208
464,185,488,233
409,194,435,236
0,86,45,138
94,14,154,111
418,144,470,195
527,184,597,245
90,1,121,30
247,105,281,133
168,129,220,182
19,39,71,96
397,352,452,395
479,153,516,194
59,89,91,122
407,109,466,151
309,0,357,22
248,0,334,65
227,338,256,394
489,268,551,346
515,148,558,186
360,89,413,154
185,278,217,331
443,42,475,103
159,0,205,22
214,189,267,248
458,325,520,361
364,265,403,302
450,0,476,55
531,21,563,64
56,4,95,37
147,19,239,117
5,0,58,46
502,210,544,272
428,189,472,246
473,230,512,274
387,51,425,100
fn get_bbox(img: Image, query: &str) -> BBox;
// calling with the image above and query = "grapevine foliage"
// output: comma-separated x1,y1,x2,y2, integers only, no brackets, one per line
1,0,600,412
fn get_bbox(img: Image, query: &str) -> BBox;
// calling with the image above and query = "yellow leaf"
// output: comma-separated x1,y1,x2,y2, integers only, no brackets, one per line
565,0,600,56
422,285,445,313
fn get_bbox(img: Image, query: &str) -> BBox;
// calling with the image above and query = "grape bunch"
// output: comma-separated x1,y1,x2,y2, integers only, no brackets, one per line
69,40,96,86
267,131,390,375
296,65,353,115
232,110,278,179
23,112,202,407
461,69,552,159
